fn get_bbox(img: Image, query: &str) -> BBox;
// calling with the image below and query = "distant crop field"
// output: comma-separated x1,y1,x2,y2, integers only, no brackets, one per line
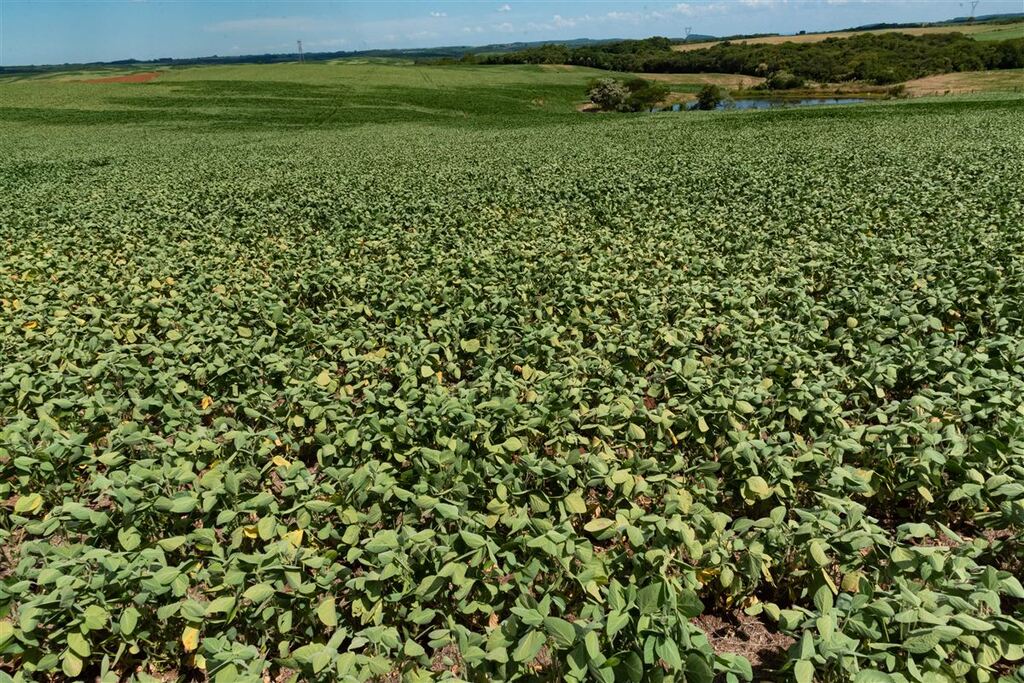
672,20,1024,51
1,63,1024,683
539,65,766,93
971,22,1024,40
904,68,1024,95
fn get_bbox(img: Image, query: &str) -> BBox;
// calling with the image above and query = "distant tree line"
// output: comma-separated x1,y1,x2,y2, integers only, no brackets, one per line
481,33,1024,85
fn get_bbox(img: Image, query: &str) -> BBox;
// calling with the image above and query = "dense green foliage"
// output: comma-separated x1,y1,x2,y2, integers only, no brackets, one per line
693,85,727,110
587,78,669,112
484,32,1024,84
1,65,1024,683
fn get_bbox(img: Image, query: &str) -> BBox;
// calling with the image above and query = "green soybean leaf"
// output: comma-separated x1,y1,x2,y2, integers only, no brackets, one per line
794,660,814,683
513,630,546,662
543,617,575,648
120,608,140,636
243,583,275,603
67,632,91,658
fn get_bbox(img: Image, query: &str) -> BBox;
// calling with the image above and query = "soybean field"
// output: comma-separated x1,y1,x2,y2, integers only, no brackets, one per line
1,64,1024,683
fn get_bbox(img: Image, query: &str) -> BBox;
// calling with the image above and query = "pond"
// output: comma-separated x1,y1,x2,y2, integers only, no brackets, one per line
667,98,866,112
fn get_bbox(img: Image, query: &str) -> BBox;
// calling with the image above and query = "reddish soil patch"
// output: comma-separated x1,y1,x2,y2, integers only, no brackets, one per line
83,71,161,84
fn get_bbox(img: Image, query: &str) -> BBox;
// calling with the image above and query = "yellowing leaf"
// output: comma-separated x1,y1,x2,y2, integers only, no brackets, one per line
285,529,303,547
200,396,213,410
841,571,863,593
315,369,332,387
272,455,291,468
317,598,337,627
22,321,38,330
696,568,719,584
14,493,43,514
243,525,258,539
0,620,14,646
181,626,200,652
745,476,772,500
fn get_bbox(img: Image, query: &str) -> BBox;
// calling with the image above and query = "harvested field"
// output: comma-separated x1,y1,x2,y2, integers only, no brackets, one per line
640,72,765,88
540,66,764,89
903,68,1024,96
671,20,1024,51
82,71,161,84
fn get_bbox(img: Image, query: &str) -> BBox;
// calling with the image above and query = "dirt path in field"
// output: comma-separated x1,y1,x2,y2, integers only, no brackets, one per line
83,71,161,84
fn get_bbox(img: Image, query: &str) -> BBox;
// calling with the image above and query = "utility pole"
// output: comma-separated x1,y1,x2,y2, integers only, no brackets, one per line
297,40,304,63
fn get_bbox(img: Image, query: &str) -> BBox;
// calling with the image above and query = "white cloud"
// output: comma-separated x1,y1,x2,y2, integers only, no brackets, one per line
307,38,347,47
552,14,576,28
605,10,649,23
204,17,319,33
671,3,730,17
430,11,447,18
498,4,512,12
495,22,515,32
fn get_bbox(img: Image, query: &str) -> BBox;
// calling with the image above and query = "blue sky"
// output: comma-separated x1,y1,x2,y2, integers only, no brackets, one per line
2,0,1021,66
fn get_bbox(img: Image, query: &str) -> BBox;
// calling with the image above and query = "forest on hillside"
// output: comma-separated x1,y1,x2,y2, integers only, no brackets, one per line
480,33,1024,84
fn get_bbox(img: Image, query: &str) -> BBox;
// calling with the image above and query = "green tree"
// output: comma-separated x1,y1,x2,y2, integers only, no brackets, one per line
624,78,669,111
694,84,725,110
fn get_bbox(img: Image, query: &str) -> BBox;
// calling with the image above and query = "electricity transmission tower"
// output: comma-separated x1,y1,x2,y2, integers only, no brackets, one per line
684,26,692,42
297,40,304,63
961,0,980,18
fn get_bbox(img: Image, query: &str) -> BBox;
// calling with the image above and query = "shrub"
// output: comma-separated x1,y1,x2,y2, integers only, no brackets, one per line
887,83,908,98
694,84,725,110
588,78,669,112
588,78,630,111
765,70,805,90
624,78,669,111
